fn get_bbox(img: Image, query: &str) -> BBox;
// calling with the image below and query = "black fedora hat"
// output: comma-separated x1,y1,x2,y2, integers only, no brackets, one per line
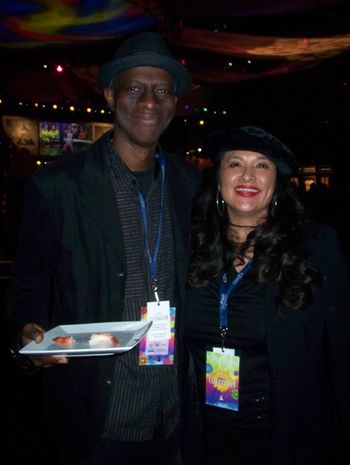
208,126,298,175
97,31,192,97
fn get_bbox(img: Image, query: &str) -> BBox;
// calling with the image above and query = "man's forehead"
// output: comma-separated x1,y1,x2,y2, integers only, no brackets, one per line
115,66,175,84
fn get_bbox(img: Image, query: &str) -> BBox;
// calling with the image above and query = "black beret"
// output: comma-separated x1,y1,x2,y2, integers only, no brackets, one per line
208,126,298,175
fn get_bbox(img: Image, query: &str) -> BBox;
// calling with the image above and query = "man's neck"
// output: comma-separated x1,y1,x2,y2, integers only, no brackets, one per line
113,138,157,172
120,151,155,172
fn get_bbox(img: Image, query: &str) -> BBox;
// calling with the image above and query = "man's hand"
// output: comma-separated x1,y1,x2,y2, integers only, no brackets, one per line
21,323,69,368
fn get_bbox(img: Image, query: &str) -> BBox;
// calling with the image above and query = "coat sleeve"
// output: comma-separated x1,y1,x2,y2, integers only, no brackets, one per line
315,225,350,456
7,173,57,347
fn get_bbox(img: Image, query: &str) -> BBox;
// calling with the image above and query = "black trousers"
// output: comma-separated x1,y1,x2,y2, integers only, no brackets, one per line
61,428,181,465
203,421,270,465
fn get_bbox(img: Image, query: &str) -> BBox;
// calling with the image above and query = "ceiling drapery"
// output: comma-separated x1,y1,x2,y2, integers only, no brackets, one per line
0,0,349,101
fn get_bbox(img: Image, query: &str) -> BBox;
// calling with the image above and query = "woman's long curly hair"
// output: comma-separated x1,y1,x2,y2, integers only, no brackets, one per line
187,163,323,310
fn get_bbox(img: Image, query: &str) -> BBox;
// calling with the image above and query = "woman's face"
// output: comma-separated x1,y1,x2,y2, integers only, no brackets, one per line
218,149,277,223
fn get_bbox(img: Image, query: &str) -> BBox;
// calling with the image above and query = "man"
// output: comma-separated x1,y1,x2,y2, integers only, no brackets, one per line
8,31,199,465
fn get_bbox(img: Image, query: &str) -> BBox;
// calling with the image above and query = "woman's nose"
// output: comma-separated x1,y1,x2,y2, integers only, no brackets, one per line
240,166,255,181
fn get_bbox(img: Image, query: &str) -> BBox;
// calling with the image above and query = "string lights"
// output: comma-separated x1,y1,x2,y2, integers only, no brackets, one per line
0,94,230,123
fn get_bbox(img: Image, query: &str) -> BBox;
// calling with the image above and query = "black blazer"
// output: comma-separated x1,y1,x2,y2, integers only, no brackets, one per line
184,225,350,465
265,226,350,464
8,132,199,445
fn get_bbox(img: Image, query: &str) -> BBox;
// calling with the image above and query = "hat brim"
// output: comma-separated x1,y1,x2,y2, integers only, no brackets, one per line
224,143,297,176
209,128,298,176
97,52,192,97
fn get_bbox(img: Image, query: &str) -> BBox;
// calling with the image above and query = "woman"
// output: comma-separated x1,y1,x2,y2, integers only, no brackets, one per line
184,126,350,465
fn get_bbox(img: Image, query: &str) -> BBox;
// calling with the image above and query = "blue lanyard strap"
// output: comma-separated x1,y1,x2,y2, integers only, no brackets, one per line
137,153,165,302
219,258,253,348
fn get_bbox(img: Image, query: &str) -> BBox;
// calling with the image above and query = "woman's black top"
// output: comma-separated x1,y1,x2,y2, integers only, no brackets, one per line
184,268,271,431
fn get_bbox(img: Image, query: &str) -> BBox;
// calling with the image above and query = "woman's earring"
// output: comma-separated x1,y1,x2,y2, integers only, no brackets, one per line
271,198,278,217
216,190,225,216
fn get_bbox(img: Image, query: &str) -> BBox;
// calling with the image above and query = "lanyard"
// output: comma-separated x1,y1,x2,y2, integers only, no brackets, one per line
137,153,165,302
219,259,253,349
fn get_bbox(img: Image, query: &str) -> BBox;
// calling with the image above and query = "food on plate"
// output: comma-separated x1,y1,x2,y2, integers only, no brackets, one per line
52,336,75,346
88,332,119,348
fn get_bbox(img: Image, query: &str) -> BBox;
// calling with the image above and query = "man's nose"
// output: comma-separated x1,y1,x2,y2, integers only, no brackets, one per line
139,89,157,107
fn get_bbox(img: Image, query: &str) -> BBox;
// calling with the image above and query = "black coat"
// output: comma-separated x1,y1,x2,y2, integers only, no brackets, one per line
265,225,350,464
8,133,199,449
184,225,350,465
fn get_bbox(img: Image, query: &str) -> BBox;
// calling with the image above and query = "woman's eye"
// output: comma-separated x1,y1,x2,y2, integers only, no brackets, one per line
229,161,241,168
256,162,269,169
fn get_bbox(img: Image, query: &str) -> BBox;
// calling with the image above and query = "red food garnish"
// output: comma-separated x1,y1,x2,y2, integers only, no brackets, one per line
110,336,119,346
53,336,74,346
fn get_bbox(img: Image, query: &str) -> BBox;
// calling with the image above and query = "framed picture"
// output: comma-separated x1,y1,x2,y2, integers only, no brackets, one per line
2,115,38,155
93,122,113,142
39,121,93,156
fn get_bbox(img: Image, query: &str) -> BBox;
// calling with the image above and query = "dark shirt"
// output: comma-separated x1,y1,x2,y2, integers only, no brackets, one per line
103,138,178,441
185,268,270,431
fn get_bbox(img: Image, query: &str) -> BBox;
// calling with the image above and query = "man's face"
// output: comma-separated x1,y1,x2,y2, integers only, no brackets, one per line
104,66,178,149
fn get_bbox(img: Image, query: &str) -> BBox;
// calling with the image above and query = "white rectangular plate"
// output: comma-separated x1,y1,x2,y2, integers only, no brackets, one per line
19,321,152,357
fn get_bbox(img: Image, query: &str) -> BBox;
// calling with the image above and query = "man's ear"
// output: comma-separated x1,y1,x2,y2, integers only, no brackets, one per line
104,87,114,110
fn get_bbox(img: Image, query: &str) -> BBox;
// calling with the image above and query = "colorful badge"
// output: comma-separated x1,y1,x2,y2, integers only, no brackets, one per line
139,301,175,366
205,348,240,411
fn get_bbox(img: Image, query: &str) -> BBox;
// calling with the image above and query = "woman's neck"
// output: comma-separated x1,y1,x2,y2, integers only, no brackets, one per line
233,253,253,272
228,222,257,244
230,222,257,228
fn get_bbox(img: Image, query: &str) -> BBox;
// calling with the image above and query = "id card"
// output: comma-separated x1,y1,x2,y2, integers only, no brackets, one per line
205,347,240,411
139,301,175,365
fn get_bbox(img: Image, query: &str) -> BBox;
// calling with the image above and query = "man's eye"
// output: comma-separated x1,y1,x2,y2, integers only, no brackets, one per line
157,88,172,95
128,85,141,92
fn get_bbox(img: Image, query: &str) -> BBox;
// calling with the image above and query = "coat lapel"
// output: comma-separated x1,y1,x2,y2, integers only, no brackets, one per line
74,140,126,265
165,155,194,291
264,283,318,463
265,282,307,371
